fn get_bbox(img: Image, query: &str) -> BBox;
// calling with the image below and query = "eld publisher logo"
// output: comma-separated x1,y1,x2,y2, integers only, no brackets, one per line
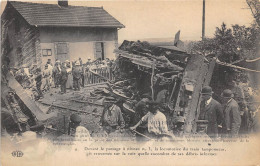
11,151,23,157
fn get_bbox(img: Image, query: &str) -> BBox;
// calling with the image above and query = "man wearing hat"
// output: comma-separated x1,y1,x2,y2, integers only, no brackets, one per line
100,98,125,134
86,59,92,66
60,63,68,94
221,89,241,137
130,101,169,139
42,64,51,91
72,64,81,91
69,114,90,136
68,114,91,146
52,62,61,88
198,86,223,138
132,95,151,141
35,68,43,98
174,116,185,137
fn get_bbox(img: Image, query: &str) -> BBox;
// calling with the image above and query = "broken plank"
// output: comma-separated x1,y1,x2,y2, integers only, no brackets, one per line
70,99,104,106
84,82,108,87
41,101,102,116
203,58,217,86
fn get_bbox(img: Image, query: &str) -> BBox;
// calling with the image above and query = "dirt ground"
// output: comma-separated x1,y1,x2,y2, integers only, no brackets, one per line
37,83,135,140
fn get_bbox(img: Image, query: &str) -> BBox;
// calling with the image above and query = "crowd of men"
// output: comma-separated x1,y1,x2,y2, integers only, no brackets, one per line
100,86,259,140
198,86,243,138
66,85,259,143
8,58,259,141
12,58,114,99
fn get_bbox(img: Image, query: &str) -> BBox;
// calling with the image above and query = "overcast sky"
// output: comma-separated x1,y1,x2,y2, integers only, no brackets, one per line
1,0,255,42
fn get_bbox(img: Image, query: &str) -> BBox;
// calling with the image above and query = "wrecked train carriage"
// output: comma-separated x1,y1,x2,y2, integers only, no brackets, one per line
1,72,56,134
115,40,216,133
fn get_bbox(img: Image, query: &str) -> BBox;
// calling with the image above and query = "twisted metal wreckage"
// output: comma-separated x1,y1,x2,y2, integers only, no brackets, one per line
113,40,216,133
1,40,216,139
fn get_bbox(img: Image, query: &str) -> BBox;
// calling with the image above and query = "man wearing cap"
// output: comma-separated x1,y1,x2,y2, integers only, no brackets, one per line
221,89,241,137
100,99,125,134
68,114,91,144
130,101,169,139
198,86,224,138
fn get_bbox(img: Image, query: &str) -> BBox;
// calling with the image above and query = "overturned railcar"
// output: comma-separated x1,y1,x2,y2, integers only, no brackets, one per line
115,40,216,134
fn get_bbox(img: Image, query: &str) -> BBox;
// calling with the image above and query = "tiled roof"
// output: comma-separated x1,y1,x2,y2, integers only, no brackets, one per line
9,1,125,28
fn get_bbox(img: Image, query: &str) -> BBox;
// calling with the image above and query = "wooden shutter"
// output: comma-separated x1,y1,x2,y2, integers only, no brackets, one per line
95,42,102,60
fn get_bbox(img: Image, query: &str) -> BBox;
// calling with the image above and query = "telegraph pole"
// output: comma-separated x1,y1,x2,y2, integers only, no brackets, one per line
202,0,205,39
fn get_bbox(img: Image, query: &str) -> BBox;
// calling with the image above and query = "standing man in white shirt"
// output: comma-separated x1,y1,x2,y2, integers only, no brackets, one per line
198,86,224,138
130,101,169,139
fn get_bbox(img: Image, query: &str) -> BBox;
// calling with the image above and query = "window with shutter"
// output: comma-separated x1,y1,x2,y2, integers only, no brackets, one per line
55,42,69,62
57,43,67,54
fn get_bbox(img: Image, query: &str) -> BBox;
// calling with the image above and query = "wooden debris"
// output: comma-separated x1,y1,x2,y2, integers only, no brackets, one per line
70,99,104,106
89,68,112,83
7,73,53,121
151,60,156,100
41,101,102,116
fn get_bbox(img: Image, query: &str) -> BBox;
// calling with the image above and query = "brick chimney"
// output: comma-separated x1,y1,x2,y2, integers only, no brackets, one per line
58,0,68,7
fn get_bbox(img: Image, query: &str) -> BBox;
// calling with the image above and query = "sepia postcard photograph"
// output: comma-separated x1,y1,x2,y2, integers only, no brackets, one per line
0,0,260,165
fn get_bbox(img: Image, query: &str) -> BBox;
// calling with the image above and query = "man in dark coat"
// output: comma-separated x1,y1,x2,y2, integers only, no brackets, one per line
221,89,241,137
35,68,43,98
60,64,68,94
132,95,151,141
72,65,81,91
52,63,61,88
198,86,224,138
81,65,85,87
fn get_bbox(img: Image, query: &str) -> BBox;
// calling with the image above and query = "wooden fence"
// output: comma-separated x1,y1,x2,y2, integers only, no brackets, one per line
84,66,115,85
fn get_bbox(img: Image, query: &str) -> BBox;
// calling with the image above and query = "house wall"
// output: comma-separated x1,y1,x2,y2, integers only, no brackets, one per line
39,27,119,64
2,3,120,70
2,3,41,69
70,41,116,62
40,41,117,65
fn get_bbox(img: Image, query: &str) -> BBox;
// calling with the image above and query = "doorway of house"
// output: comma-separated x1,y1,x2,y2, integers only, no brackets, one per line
95,42,104,60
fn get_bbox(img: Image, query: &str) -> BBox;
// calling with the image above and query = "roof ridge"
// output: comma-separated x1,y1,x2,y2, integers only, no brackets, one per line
9,1,103,9
7,1,125,28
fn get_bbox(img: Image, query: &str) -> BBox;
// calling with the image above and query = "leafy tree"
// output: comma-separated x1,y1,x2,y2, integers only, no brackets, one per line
190,22,259,61
189,22,259,100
